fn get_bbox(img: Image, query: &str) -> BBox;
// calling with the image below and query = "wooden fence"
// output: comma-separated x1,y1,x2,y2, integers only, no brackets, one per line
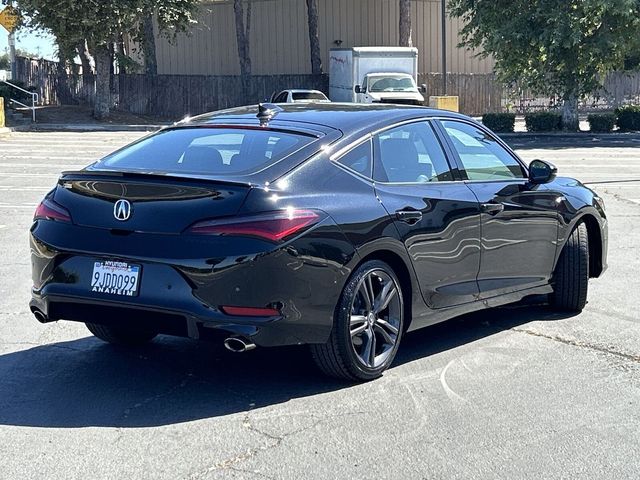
14,57,640,119
503,71,640,113
418,73,503,115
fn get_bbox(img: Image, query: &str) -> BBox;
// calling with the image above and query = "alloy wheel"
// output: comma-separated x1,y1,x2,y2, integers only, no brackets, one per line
349,269,402,368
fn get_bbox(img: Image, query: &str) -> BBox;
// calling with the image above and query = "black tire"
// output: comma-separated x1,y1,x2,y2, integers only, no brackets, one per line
86,322,158,346
550,222,589,312
311,260,405,381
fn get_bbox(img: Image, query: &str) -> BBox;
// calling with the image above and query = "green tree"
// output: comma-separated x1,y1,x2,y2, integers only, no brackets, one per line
449,0,640,130
15,0,199,119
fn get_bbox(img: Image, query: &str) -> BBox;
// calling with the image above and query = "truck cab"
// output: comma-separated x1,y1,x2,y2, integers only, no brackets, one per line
355,72,425,105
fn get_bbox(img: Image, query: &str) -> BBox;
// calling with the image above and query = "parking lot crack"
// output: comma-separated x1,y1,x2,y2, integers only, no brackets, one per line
187,409,369,479
512,327,640,363
603,190,640,208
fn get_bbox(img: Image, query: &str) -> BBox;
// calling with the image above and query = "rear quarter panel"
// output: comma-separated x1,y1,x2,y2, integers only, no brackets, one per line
242,152,429,326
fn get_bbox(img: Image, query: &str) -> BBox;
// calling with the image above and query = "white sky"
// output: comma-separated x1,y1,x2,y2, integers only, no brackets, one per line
0,27,57,60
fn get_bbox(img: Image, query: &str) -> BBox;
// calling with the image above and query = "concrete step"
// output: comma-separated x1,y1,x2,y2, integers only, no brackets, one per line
4,109,31,126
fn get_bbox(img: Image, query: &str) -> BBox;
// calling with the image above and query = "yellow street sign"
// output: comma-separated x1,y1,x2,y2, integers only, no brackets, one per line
0,6,20,33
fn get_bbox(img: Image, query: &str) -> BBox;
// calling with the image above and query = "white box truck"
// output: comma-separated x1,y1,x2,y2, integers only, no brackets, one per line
329,47,426,105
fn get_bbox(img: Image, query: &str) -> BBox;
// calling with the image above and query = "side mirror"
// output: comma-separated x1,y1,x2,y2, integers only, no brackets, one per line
528,159,557,184
354,85,362,94
419,84,427,93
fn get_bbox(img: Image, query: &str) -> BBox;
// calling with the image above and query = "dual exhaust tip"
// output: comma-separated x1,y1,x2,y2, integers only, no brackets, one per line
223,336,256,353
32,306,256,353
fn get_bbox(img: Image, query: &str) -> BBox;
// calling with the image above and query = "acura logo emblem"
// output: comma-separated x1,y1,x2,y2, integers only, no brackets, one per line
114,199,132,221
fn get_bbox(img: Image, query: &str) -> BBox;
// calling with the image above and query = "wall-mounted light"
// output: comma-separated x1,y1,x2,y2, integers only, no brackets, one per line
334,39,343,46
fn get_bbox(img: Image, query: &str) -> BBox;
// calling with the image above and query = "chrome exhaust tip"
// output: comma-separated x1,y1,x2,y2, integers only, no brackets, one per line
31,308,51,324
223,336,256,353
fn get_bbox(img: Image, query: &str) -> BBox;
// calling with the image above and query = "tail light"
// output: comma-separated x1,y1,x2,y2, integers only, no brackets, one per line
187,209,321,242
34,198,72,223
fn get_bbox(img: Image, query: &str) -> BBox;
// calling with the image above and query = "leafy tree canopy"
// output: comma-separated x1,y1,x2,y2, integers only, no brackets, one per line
449,0,640,100
15,0,199,53
14,0,200,118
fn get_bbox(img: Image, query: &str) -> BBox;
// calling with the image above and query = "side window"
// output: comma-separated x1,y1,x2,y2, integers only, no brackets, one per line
441,121,526,180
274,92,288,103
373,122,453,183
336,140,372,177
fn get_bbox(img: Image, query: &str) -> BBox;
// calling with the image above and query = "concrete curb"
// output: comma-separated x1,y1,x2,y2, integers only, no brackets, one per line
3,123,640,138
498,132,640,139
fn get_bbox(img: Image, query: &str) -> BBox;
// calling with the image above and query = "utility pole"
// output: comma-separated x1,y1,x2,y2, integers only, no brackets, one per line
441,0,447,95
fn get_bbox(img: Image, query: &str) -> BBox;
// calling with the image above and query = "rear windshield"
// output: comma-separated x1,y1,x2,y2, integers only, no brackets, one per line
90,127,316,176
292,92,327,101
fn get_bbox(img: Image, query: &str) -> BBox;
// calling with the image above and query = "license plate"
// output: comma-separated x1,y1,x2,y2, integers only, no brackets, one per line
91,261,140,297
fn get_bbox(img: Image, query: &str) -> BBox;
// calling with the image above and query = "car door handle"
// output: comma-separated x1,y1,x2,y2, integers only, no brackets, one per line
480,202,505,215
396,209,423,224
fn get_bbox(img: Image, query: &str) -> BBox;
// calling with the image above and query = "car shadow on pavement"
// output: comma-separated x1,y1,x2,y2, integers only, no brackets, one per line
0,303,577,429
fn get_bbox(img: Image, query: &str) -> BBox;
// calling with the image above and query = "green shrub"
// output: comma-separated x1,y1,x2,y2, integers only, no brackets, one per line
615,105,640,132
482,113,516,133
524,111,562,132
587,113,616,133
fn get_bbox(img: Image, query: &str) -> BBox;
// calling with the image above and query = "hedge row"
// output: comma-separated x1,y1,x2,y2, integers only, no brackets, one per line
481,113,516,132
616,105,640,131
482,106,640,133
587,113,616,133
524,112,562,132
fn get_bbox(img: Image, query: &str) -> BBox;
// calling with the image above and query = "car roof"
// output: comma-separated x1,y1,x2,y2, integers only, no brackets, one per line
367,72,413,76
285,89,326,94
187,102,471,135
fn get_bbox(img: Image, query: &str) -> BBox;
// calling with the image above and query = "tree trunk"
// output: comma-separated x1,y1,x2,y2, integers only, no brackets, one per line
399,0,412,47
306,0,322,74
562,93,579,131
118,35,127,74
142,14,158,75
76,39,94,75
55,58,74,105
233,0,252,77
94,46,111,120
55,40,75,105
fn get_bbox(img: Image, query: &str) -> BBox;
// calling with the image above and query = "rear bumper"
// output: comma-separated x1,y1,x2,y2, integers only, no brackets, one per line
29,292,305,347
29,218,357,347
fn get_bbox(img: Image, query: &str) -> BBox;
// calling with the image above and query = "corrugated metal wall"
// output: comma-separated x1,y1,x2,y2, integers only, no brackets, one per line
154,0,494,76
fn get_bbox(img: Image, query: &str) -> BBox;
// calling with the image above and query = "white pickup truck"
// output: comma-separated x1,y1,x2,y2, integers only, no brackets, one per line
329,47,426,105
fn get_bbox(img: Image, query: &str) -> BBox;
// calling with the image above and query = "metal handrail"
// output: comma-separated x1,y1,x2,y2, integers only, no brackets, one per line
10,98,30,109
1,80,38,122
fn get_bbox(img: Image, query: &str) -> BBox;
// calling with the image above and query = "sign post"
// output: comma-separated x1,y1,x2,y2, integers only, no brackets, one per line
0,6,21,80
8,31,16,79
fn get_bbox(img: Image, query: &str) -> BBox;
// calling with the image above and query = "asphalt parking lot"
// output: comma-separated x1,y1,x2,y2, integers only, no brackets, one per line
1,130,639,479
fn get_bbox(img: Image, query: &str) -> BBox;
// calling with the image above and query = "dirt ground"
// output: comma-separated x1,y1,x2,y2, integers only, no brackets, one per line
29,105,166,125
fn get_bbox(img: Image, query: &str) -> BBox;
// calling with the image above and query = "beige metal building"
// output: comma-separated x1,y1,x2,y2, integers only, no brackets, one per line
151,0,494,76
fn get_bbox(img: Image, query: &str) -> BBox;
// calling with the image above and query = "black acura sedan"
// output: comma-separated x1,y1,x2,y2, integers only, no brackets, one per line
30,103,607,380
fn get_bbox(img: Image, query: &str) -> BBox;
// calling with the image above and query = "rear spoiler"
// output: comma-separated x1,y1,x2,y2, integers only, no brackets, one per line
59,169,261,189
